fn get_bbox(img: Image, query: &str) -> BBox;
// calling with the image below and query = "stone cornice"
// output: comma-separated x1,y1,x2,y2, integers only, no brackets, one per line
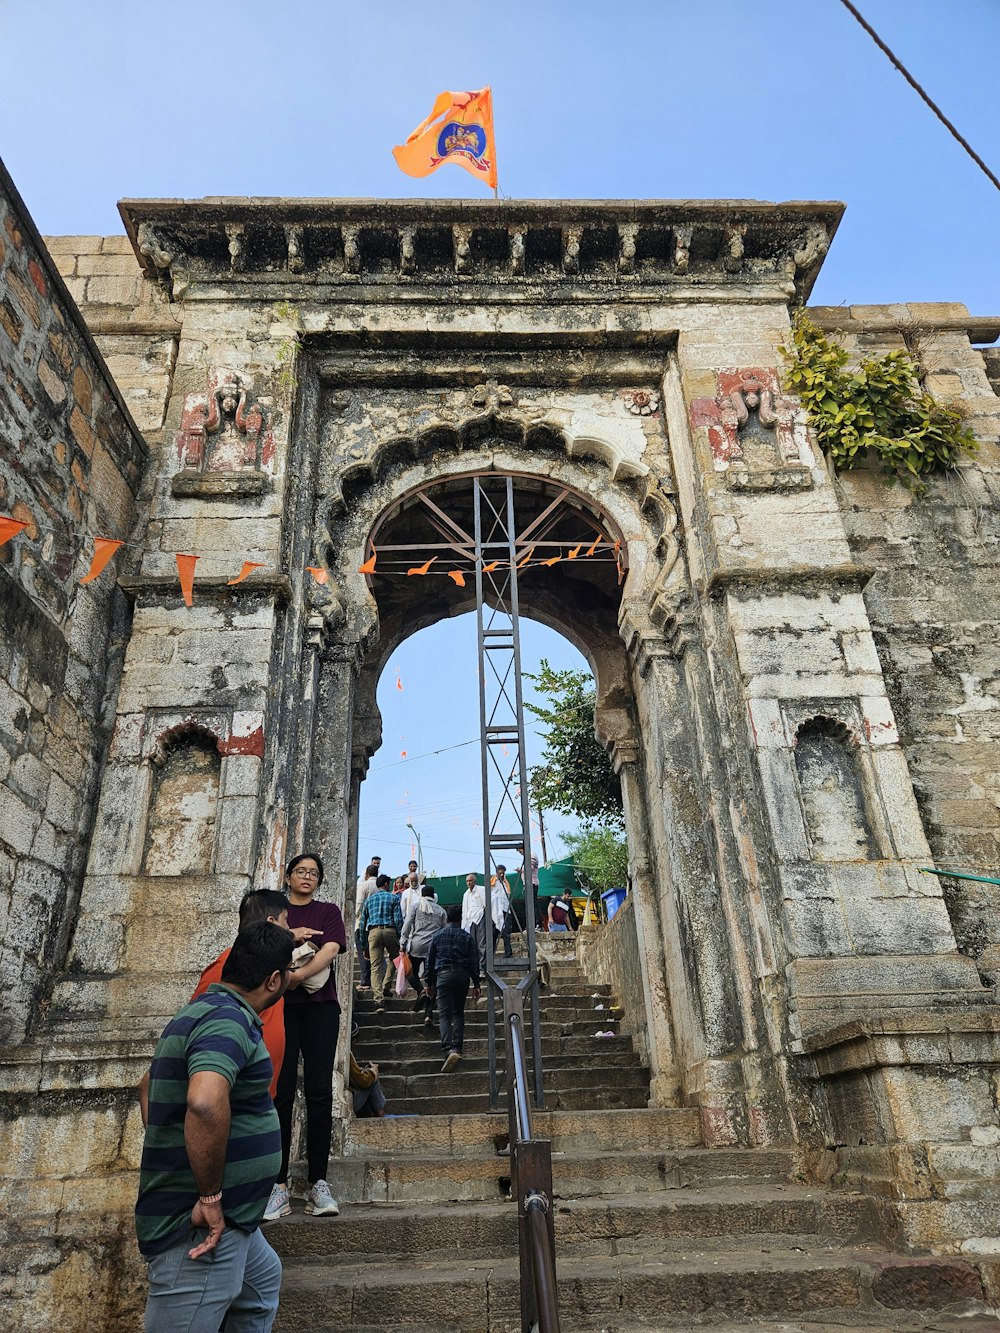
118,573,292,603
118,197,844,301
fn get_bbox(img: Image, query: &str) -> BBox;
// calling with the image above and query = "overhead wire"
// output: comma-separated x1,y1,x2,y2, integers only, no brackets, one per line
837,0,1000,195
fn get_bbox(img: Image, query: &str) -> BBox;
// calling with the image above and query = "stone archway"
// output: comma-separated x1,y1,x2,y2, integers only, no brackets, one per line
301,438,737,1115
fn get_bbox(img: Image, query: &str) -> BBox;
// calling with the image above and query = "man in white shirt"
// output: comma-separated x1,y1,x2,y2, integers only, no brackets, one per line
493,864,514,960
461,872,506,975
399,872,427,922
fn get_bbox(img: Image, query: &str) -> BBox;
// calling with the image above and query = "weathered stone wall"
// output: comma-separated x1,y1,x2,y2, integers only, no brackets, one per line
0,161,147,1047
812,304,1000,987
575,900,651,1068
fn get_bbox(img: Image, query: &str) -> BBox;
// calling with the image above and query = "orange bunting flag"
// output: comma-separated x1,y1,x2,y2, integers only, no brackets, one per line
482,559,500,573
306,566,330,585
448,570,466,587
541,555,561,568
586,536,602,557
392,88,498,190
79,537,123,585
175,554,199,608
516,546,535,569
396,672,403,691
359,550,377,575
400,750,408,758
568,544,581,560
407,556,437,576
227,561,265,586
0,517,28,548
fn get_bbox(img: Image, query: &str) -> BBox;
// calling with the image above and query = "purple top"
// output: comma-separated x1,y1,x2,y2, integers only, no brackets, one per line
285,899,347,1007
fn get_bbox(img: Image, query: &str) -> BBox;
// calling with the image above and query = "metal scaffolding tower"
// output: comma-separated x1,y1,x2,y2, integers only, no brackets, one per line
473,475,544,1110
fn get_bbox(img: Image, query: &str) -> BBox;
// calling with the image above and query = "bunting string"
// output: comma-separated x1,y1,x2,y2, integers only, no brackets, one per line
0,508,625,607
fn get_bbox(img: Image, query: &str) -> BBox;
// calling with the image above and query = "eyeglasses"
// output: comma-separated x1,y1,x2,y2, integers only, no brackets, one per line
291,868,320,879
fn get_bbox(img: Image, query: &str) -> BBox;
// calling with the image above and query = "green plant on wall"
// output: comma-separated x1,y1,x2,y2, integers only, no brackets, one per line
781,312,977,490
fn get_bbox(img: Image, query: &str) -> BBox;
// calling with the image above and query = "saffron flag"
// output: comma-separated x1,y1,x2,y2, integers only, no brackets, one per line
392,88,498,190
0,517,27,548
227,561,265,586
359,550,377,575
79,537,123,585
176,554,199,608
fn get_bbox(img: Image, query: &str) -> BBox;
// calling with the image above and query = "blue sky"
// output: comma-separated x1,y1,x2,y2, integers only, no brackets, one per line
4,0,997,876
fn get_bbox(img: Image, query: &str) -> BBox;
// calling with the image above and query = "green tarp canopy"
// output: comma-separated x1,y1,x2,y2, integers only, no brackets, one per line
425,855,581,914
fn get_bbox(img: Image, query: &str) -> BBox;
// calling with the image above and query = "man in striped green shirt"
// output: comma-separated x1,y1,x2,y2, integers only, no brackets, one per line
136,920,294,1332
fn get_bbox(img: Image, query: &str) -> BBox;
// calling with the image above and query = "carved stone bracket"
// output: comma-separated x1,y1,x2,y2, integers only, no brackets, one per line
673,225,692,274
453,224,472,275
509,226,526,276
618,223,638,275
400,227,417,276
562,226,582,275
285,225,305,274
225,224,246,273
342,226,361,275
136,222,174,274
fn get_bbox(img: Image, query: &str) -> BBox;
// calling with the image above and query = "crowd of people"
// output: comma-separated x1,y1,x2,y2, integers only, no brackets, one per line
133,847,578,1330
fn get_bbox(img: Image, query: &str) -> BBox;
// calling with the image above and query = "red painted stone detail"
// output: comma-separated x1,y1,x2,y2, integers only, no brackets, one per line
699,1105,740,1147
219,726,265,758
27,258,47,296
174,370,273,472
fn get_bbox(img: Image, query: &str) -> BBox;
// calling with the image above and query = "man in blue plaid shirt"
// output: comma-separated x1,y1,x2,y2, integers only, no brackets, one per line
425,903,481,1072
360,874,403,1010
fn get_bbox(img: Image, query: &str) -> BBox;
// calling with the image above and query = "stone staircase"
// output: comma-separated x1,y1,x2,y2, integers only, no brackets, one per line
269,954,1000,1331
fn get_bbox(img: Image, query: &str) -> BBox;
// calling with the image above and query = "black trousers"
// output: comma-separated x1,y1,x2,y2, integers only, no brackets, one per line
436,967,471,1054
275,1000,340,1184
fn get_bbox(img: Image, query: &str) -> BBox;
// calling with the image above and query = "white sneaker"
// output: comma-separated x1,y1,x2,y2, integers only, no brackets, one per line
263,1182,290,1221
304,1179,340,1216
442,1050,462,1073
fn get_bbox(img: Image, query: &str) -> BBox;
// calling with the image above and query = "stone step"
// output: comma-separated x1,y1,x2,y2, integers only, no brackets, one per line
340,1107,704,1157
309,1146,805,1207
355,1032,637,1064
356,1049,644,1079
354,1012,622,1037
273,1246,994,1331
570,1318,1000,1332
379,1063,649,1102
266,1187,885,1263
386,1083,650,1116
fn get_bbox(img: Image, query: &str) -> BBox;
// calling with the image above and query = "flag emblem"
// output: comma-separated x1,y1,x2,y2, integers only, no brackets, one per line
393,88,497,190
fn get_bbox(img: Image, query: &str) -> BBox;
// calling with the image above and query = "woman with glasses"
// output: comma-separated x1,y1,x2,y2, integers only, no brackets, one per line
265,852,346,1222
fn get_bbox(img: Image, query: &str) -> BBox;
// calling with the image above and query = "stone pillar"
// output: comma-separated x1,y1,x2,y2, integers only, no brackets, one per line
594,706,680,1107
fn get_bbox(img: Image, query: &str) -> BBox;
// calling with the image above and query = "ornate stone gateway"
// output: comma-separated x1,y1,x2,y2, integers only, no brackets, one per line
4,192,1000,1326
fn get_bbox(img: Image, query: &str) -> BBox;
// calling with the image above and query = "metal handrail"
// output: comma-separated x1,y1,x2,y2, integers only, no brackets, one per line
503,989,560,1333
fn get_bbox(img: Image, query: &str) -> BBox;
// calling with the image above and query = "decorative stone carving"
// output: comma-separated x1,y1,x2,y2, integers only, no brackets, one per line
509,226,526,276
285,224,305,273
453,224,472,274
792,222,830,275
724,222,746,273
563,226,582,275
400,227,416,276
673,224,692,274
136,222,174,272
173,371,273,481
625,389,660,417
469,379,516,412
618,223,638,275
690,369,810,484
342,225,361,274
225,223,246,273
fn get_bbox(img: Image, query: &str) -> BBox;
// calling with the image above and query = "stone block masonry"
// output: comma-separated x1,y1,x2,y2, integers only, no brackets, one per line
0,157,148,1048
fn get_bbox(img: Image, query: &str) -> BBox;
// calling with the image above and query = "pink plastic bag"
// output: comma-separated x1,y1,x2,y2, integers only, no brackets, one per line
394,953,410,997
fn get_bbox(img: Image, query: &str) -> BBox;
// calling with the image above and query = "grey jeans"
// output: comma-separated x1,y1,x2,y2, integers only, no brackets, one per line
144,1223,281,1332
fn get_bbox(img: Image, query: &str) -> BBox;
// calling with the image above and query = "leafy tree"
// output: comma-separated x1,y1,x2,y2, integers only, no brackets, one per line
563,825,629,895
525,661,623,829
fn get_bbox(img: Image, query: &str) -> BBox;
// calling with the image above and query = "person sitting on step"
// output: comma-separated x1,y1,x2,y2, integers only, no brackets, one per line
349,1051,388,1118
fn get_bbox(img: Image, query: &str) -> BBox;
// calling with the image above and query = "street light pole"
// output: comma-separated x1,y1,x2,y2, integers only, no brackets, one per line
406,822,423,873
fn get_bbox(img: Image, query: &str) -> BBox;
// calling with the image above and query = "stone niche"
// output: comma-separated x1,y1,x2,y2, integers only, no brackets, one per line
794,716,875,861
141,727,221,876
